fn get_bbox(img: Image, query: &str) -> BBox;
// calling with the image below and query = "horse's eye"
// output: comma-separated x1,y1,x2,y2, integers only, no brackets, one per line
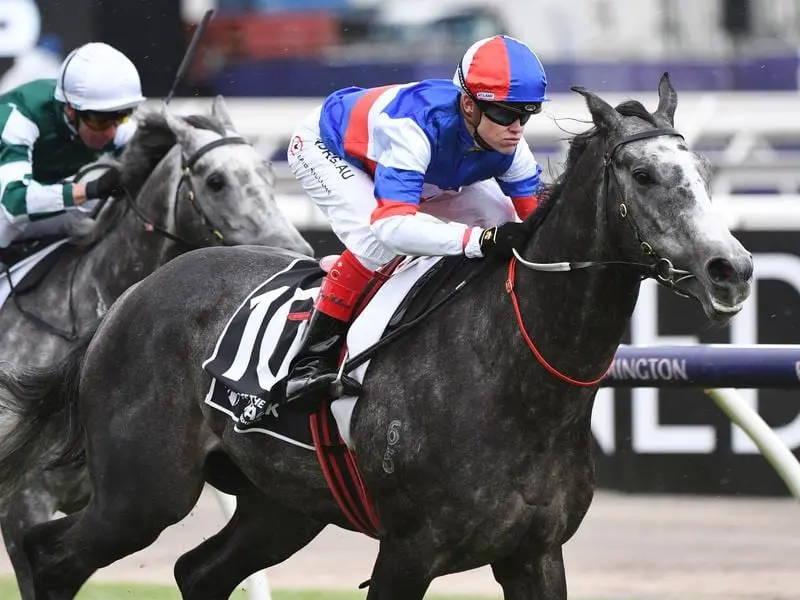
633,170,653,185
206,172,226,192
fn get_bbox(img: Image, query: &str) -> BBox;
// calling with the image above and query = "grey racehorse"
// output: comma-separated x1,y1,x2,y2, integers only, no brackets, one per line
0,75,752,599
0,96,311,599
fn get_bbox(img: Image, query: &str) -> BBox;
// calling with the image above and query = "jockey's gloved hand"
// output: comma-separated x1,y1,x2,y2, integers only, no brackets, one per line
85,167,123,200
478,221,530,259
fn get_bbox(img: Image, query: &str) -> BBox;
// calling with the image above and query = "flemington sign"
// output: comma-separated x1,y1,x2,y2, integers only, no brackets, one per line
607,354,689,384
605,345,800,388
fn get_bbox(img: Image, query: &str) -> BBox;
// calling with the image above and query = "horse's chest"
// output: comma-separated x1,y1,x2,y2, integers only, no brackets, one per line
412,483,577,570
474,481,577,545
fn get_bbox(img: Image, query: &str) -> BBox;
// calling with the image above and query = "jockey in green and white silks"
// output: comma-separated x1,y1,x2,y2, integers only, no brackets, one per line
0,42,145,252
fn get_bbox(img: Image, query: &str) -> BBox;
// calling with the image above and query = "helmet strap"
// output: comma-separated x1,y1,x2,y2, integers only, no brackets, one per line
457,63,497,152
459,93,494,152
61,105,79,137
59,49,82,137
471,116,495,152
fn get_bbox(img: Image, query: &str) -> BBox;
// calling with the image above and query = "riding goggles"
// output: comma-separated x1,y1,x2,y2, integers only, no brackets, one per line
478,101,541,127
77,110,133,131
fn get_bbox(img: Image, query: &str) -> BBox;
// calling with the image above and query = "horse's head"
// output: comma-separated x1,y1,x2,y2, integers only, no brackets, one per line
115,97,311,257
157,97,312,255
572,74,752,323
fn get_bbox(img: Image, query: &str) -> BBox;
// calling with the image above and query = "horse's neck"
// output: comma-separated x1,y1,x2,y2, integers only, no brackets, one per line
511,176,640,383
86,172,179,299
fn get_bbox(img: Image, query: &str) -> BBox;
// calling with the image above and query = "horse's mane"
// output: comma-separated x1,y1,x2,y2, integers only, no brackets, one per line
69,110,228,246
526,100,656,231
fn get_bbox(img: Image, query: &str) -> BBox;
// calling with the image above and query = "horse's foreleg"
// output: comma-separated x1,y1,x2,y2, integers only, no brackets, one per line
174,490,325,600
491,546,567,600
365,540,432,600
1,473,58,600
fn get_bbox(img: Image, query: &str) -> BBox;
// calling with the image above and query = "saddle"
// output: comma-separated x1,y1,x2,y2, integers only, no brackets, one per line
203,252,475,536
0,235,70,295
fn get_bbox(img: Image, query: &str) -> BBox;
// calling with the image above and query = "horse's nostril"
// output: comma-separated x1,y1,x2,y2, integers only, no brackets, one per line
742,256,754,281
707,257,736,283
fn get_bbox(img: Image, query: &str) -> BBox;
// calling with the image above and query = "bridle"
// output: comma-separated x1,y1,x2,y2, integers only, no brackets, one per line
512,127,695,292
506,126,699,387
124,134,250,248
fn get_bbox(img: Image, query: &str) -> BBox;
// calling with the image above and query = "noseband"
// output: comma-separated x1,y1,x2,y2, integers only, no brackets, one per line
125,135,250,248
513,127,695,292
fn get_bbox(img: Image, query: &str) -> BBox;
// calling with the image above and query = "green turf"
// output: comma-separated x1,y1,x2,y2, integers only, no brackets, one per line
0,578,501,599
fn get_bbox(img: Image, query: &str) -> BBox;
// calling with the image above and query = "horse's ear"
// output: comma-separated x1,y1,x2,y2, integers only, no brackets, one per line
211,95,237,133
161,106,196,147
571,86,622,130
654,72,678,125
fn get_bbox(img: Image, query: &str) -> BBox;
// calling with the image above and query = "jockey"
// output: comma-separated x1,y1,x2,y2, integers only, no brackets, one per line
285,34,548,403
0,42,145,254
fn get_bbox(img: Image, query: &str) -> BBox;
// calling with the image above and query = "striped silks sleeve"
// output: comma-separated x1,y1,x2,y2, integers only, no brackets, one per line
0,104,75,226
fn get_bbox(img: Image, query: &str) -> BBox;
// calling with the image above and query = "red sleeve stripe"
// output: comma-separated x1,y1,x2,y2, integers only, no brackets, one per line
461,227,472,252
343,85,395,164
370,200,419,224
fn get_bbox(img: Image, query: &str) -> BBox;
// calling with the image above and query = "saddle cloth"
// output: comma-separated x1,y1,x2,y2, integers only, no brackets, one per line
202,254,446,450
0,239,70,309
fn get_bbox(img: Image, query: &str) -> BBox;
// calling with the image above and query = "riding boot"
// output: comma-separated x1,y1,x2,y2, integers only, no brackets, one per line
284,250,373,404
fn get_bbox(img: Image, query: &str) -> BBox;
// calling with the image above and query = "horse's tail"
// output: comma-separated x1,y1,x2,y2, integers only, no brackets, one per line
0,328,94,502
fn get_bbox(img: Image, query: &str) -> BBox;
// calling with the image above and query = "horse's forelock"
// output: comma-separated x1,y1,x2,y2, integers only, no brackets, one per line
183,114,227,136
614,100,658,126
541,99,658,222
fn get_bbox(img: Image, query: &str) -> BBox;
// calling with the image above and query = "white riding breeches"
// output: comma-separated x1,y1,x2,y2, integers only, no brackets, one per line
287,107,516,271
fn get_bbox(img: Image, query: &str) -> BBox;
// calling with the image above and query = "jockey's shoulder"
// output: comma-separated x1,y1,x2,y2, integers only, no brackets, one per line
0,79,57,115
374,79,461,126
0,80,60,138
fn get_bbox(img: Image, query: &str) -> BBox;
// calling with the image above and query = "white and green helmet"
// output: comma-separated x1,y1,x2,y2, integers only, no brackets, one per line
54,42,145,112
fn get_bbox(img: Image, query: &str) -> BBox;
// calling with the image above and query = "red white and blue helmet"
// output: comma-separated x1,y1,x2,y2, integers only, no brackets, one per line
454,35,548,110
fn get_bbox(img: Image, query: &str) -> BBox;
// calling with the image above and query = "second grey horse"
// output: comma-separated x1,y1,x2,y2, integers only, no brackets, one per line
0,96,311,599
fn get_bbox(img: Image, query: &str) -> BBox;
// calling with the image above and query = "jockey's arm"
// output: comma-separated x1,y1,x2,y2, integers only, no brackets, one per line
371,203,485,259
497,141,545,220
0,106,83,228
368,115,485,258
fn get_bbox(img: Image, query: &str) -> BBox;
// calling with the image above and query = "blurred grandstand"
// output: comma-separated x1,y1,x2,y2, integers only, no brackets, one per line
186,0,800,95
172,0,800,230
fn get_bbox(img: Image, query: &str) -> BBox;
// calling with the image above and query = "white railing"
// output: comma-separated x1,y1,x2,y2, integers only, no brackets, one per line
161,91,800,145
271,193,800,231
162,91,800,198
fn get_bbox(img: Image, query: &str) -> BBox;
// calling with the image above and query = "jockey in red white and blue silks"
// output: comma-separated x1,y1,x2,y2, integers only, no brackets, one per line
284,34,549,403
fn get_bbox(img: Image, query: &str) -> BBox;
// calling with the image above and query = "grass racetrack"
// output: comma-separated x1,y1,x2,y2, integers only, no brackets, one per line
0,579,498,600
